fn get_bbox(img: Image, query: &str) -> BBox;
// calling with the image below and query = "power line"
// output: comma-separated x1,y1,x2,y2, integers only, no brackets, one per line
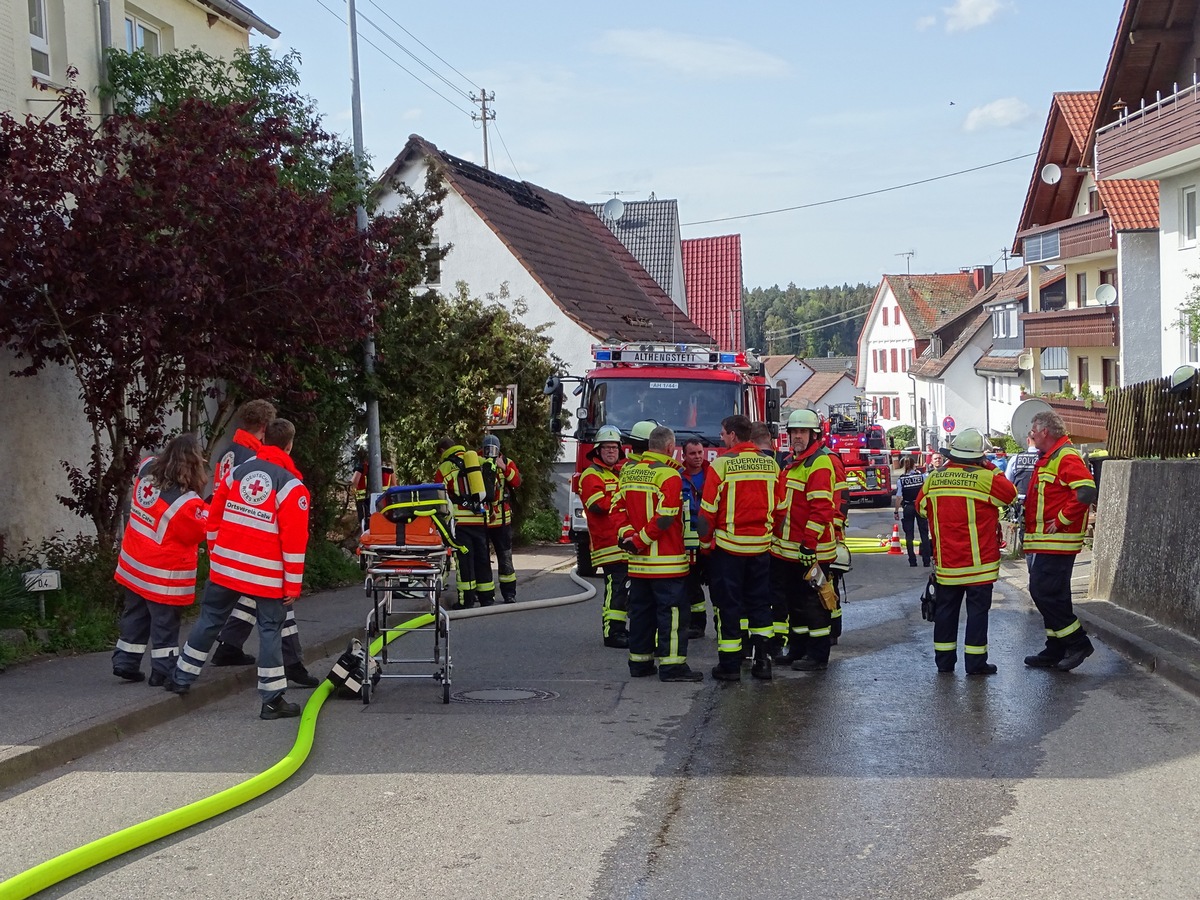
681,153,1036,227
356,10,474,101
765,303,872,339
493,122,522,181
364,0,479,92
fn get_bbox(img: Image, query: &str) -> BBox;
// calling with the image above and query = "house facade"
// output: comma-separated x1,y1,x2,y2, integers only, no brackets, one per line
762,354,814,399
783,371,858,419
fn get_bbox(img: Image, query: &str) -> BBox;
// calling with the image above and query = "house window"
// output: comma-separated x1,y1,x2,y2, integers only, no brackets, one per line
890,348,898,371
1183,186,1197,248
125,15,160,55
1100,268,1117,286
29,0,50,77
1088,187,1100,213
1078,357,1090,387
1076,272,1088,306
883,308,889,327
990,377,997,399
1184,327,1200,365
1102,358,1119,390
908,349,914,368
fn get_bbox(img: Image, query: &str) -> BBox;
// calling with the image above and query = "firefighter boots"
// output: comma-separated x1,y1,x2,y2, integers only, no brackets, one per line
260,694,301,720
211,642,256,666
1056,637,1094,671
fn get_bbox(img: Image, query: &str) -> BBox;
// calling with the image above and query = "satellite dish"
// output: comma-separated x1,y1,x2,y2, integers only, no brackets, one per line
602,197,625,221
1095,283,1118,306
1011,397,1054,444
1040,163,1062,185
1017,351,1035,371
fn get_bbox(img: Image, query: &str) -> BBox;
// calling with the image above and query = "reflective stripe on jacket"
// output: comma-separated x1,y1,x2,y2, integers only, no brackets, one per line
580,459,627,567
771,444,839,562
917,462,1017,585
615,450,687,578
700,442,778,555
1023,437,1094,554
484,456,522,528
435,445,486,526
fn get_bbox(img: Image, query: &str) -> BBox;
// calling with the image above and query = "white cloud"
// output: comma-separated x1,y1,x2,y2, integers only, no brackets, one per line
916,15,938,30
964,97,1032,131
943,0,1009,33
593,29,789,79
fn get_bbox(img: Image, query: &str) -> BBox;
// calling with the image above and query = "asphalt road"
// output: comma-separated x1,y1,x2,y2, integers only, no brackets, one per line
3,507,1199,899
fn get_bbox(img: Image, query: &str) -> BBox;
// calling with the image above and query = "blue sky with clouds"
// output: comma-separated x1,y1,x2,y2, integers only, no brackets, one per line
252,0,1126,289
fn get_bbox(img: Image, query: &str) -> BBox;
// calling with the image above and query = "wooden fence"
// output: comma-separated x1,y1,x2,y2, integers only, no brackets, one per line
1106,373,1200,458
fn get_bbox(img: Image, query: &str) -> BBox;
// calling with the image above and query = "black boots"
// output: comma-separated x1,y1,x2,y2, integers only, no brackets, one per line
260,694,301,720
211,642,255,666
286,663,320,687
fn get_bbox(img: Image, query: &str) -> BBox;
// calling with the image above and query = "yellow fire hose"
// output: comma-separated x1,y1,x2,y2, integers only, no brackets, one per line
0,569,595,900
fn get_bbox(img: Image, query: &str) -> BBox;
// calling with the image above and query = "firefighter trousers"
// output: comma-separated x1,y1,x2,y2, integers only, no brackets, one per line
215,596,303,666
112,587,181,677
627,575,690,673
933,581,993,673
1027,552,1088,656
454,524,495,607
486,524,517,602
601,561,629,637
707,548,772,671
777,557,833,664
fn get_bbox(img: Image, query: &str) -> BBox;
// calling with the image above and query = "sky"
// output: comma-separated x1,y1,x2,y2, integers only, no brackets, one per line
250,0,1128,290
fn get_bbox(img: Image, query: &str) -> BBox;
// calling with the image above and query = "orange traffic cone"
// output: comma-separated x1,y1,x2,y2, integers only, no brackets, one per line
887,522,903,556
558,514,571,544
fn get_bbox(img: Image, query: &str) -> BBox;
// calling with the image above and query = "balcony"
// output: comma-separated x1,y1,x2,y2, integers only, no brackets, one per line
1016,212,1114,264
1046,397,1107,443
1096,82,1200,180
1021,305,1120,349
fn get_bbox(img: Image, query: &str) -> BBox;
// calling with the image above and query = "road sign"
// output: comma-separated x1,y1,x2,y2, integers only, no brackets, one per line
23,569,60,592
942,416,955,433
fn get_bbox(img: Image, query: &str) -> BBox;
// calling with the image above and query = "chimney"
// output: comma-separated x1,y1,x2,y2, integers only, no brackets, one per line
971,265,994,292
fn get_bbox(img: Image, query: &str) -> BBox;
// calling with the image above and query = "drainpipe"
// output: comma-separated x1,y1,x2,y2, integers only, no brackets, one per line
97,0,113,116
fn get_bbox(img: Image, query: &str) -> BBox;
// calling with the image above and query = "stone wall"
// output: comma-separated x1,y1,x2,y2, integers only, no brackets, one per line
1090,459,1200,639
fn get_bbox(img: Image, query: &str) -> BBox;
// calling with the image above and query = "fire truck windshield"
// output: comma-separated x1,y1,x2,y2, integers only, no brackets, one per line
584,378,743,442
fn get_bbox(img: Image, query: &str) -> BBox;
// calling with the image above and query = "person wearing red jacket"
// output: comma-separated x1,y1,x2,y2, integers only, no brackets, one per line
615,425,702,682
917,428,1017,676
112,435,209,685
1022,410,1099,672
580,425,630,647
165,419,310,720
700,414,779,682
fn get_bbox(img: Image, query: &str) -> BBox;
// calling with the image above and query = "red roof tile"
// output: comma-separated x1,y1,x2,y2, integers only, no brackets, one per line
1056,91,1100,149
785,371,853,407
1097,178,1160,231
974,352,1022,374
880,274,978,339
682,235,744,352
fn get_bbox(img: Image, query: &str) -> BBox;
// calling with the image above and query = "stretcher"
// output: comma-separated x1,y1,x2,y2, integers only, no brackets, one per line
357,483,456,704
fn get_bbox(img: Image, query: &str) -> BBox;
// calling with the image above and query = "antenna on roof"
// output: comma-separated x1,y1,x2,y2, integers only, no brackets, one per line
895,249,916,275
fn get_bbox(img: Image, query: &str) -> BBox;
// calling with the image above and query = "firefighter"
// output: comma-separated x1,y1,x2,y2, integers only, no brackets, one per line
917,429,1017,675
165,419,310,720
579,425,630,647
1022,410,1098,671
819,426,851,644
894,456,931,567
679,438,710,639
208,400,317,687
351,454,396,529
770,408,839,671
481,434,522,604
700,414,778,681
112,435,209,685
616,425,703,682
436,436,495,608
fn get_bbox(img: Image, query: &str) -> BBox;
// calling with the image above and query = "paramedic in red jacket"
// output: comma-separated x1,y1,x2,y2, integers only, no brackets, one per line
165,419,310,720
112,435,209,685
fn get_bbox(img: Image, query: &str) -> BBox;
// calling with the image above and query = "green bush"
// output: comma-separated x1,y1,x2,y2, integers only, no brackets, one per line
887,425,916,449
303,540,363,592
519,507,564,544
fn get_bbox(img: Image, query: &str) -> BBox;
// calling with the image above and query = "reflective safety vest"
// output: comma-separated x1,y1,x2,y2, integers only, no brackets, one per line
435,445,486,526
580,457,627,567
207,446,309,599
700,441,778,556
483,456,522,528
615,450,687,578
115,457,209,606
917,462,1017,585
771,445,838,562
1023,437,1094,554
1007,450,1039,498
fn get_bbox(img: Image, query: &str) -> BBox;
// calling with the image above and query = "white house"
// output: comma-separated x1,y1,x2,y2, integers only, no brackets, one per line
762,355,813,400
783,371,858,419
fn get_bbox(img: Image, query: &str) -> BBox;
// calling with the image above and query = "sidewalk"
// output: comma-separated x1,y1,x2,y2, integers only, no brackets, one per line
1000,547,1200,698
0,544,575,792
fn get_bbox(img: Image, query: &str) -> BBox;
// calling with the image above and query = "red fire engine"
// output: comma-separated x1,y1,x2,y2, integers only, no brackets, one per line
823,400,892,506
545,342,780,576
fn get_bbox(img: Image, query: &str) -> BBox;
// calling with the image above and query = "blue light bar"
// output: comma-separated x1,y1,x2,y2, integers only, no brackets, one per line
594,350,612,361
718,353,737,364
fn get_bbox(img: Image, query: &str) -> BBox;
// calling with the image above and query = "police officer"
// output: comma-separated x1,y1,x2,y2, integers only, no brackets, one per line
580,425,630,647
1022,410,1098,671
1005,442,1040,501
917,429,1017,675
893,456,931,567
481,434,521,604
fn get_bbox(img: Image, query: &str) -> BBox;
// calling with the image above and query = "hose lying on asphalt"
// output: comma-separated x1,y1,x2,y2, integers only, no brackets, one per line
0,568,596,900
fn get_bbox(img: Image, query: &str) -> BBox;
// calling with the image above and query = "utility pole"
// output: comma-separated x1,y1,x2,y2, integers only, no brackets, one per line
347,0,383,494
471,88,495,170
1000,247,1012,272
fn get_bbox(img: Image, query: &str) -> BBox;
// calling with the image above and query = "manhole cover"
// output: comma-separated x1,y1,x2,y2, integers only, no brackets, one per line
450,688,559,704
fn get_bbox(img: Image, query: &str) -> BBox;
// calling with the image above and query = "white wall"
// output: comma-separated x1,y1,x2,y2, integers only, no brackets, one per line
984,375,1022,440
1157,171,1200,376
858,281,917,429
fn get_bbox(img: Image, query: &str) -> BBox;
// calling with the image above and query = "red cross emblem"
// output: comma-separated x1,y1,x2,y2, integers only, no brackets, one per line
141,483,154,501
248,479,266,498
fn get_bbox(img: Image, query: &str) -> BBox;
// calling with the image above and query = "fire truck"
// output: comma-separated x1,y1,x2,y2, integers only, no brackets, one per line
823,399,892,506
545,343,780,576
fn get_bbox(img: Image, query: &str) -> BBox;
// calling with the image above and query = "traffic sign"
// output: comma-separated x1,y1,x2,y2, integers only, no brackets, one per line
942,416,955,433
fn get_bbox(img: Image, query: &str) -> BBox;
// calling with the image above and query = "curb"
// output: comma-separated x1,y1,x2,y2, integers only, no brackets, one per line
1074,604,1200,700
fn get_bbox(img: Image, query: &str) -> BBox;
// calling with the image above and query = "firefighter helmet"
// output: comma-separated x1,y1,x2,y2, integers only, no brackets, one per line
787,408,821,431
629,420,658,441
594,425,623,445
482,434,501,458
946,428,986,460
1169,364,1197,394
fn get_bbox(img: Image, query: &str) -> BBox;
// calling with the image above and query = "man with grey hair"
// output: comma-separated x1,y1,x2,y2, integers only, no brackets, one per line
1022,410,1099,672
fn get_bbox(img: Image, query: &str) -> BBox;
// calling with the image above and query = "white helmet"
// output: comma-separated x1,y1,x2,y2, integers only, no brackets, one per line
787,408,821,430
946,428,986,461
594,425,623,445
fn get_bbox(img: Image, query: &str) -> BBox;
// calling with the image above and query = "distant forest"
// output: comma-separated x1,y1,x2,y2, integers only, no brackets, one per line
742,282,877,358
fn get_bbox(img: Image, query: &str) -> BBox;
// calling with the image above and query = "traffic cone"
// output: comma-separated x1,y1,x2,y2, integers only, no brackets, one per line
558,514,571,544
887,523,903,556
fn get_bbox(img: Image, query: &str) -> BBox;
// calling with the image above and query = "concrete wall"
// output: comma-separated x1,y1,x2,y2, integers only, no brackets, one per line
1090,459,1200,640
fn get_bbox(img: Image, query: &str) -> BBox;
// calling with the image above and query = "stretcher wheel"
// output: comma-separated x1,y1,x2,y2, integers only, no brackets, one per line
442,679,450,704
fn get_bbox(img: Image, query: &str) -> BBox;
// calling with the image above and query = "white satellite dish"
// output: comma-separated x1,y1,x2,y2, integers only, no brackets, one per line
1095,283,1118,306
1011,397,1054,443
602,197,625,221
1040,163,1062,185
1017,351,1035,371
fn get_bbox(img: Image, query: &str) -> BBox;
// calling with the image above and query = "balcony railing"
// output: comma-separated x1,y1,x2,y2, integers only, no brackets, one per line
1021,305,1120,349
1096,80,1200,180
1016,212,1114,264
1046,397,1107,443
